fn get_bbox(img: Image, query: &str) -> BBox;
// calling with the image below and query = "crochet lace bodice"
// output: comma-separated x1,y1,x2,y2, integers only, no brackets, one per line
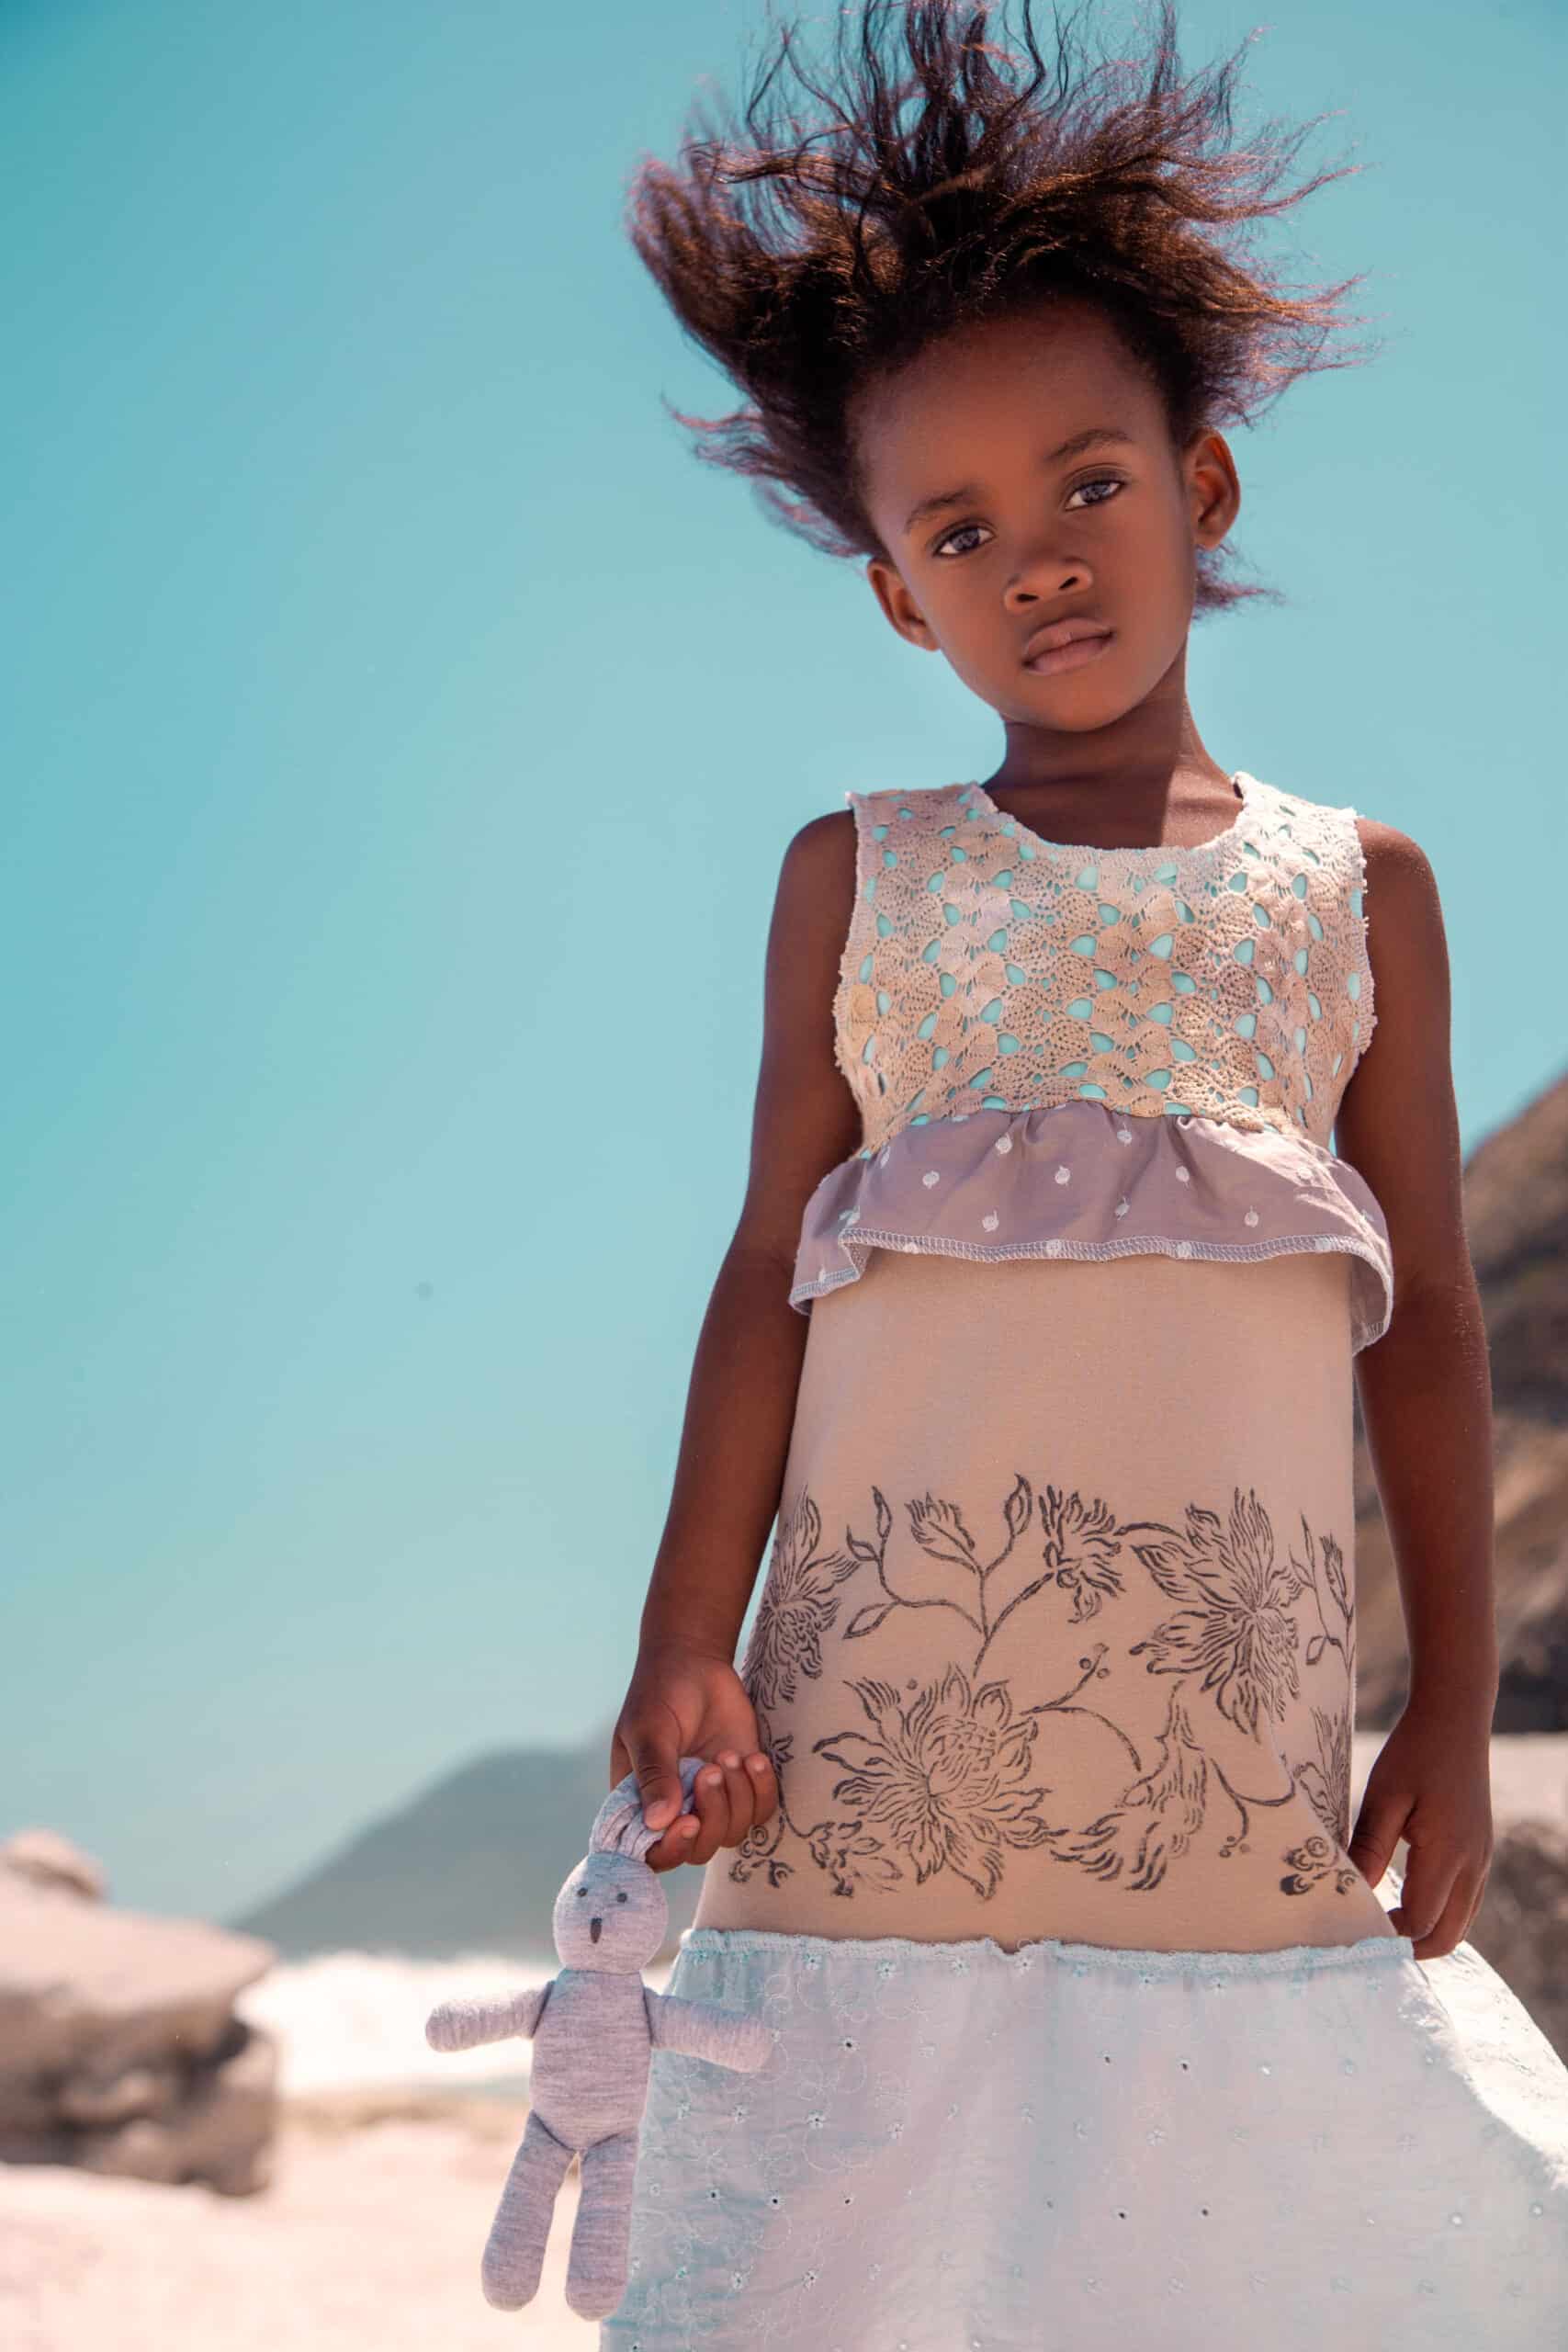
835,774,1373,1158
790,774,1393,1354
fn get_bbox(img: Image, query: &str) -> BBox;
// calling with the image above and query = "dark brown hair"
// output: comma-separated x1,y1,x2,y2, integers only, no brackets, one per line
623,0,1382,616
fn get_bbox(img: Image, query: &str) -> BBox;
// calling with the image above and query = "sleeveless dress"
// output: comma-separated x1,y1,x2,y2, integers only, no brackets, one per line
602,773,1568,2349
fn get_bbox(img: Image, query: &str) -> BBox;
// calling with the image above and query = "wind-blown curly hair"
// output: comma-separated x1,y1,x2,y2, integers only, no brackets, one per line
624,0,1382,616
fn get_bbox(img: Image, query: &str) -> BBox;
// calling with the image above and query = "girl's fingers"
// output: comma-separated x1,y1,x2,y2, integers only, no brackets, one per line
642,1811,701,1872
716,1750,756,1842
745,1749,778,1822
637,1750,778,1870
684,1763,733,1864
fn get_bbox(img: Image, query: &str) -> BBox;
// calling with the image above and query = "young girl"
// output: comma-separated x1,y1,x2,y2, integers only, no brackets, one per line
601,3,1568,2340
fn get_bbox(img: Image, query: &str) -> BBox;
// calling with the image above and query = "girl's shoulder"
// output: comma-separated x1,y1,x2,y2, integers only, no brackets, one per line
1344,810,1445,981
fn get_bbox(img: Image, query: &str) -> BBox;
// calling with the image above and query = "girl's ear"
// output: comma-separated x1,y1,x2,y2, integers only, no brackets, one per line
1185,428,1241,554
864,556,937,652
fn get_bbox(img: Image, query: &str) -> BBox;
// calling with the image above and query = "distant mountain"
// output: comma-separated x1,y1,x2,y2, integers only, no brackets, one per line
226,1736,703,1963
1356,1064,1568,1727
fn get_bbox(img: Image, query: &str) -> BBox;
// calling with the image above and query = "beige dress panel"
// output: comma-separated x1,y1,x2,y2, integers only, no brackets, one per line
696,1244,1400,1955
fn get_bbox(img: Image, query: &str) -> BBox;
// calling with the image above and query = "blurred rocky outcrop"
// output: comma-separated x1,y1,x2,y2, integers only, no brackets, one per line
1468,1815,1568,2062
0,1828,279,2195
1356,1066,1568,1728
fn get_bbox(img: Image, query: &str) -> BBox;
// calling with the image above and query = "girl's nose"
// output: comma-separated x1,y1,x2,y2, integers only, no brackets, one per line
590,1916,603,1942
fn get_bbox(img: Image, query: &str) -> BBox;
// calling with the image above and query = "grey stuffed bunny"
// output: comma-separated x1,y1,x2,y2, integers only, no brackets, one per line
423,1753,772,2321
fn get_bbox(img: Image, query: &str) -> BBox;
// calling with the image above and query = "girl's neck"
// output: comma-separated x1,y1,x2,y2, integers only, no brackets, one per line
979,700,1238,852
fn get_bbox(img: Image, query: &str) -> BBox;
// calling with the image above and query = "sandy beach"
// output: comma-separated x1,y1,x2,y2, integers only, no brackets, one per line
3,1734,1563,2350
0,2092,599,2352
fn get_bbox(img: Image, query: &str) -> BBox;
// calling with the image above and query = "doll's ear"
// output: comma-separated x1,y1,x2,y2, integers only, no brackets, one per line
589,1754,708,1863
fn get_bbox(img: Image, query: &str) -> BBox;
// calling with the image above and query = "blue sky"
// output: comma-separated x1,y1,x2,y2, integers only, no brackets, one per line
2,0,1562,1922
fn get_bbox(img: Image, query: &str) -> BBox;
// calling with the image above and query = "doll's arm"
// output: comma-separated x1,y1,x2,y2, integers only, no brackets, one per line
425,1983,550,2053
646,1989,771,2072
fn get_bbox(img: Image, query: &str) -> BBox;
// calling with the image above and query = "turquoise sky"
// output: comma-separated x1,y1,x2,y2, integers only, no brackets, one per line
3,0,1562,1922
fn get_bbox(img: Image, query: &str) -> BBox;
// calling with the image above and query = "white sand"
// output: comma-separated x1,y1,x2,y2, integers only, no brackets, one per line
1457,1731,1568,1828
0,2096,600,2351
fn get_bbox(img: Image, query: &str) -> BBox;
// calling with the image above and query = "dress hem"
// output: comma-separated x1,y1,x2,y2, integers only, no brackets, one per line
677,1922,1418,1980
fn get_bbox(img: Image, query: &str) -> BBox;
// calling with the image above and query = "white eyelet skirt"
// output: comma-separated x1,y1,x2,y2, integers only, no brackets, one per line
600,1873,1568,2351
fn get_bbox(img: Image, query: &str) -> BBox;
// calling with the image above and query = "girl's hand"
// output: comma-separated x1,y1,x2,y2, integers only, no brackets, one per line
1346,1697,1495,1960
610,1641,780,1873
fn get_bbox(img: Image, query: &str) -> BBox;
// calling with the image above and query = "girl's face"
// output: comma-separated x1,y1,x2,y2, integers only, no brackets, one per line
852,300,1240,739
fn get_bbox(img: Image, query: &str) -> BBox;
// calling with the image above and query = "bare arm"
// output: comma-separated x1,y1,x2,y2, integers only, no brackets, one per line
1334,820,1499,1727
637,809,862,1658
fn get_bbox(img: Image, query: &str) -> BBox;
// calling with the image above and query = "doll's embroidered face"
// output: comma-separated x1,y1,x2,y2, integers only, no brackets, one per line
553,1849,668,1972
852,297,1240,744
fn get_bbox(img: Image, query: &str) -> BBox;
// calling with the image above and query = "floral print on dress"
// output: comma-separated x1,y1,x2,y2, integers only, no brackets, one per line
739,1486,861,1713
813,1667,1052,1899
731,1468,1363,1914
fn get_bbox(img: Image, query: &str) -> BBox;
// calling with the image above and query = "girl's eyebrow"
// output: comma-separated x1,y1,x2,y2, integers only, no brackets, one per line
901,425,1138,535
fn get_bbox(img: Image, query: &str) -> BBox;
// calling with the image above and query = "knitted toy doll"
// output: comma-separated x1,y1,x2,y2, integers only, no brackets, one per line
424,1754,772,2320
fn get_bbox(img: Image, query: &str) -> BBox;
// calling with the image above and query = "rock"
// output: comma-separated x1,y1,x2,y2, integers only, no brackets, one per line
0,1871,275,2080
58,2060,186,2127
76,2018,278,2196
0,1829,108,1901
1354,1068,1568,1730
1469,1815,1568,2063
0,1851,280,2196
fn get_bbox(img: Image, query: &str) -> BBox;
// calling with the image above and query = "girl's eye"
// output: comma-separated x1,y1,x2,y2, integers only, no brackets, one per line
931,475,1123,560
932,520,991,560
1066,473,1124,510
616,1889,628,1903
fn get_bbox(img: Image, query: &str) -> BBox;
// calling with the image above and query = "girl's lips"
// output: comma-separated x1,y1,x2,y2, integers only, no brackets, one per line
1023,629,1114,678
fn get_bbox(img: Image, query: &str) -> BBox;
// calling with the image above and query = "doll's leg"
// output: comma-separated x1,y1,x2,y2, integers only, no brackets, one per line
479,2109,573,2311
563,2129,640,2320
